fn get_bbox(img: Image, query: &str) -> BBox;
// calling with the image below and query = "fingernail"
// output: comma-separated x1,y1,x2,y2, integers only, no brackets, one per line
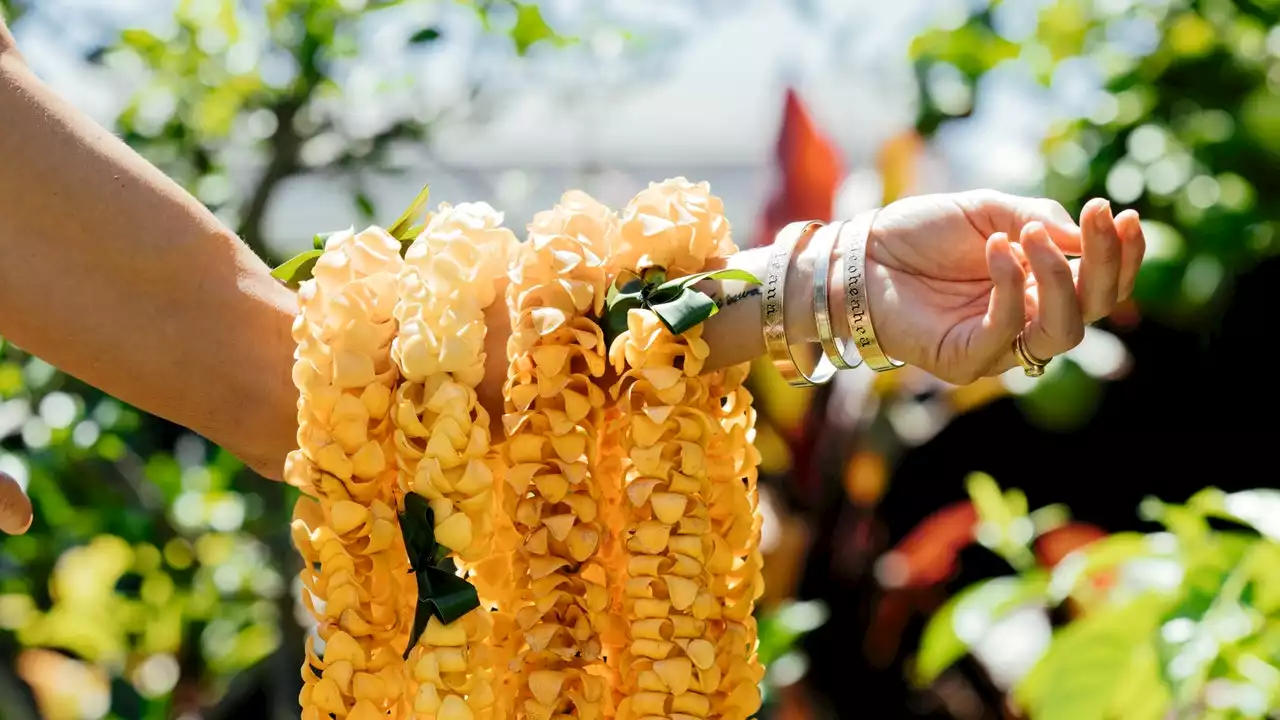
1094,199,1113,225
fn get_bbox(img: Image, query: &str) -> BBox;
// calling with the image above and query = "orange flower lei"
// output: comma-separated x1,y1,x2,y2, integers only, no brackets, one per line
390,202,518,720
500,191,620,719
282,179,765,719
606,179,763,720
287,227,411,720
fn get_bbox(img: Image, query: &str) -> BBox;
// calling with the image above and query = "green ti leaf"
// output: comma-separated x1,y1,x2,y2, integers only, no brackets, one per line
603,293,643,349
271,250,324,290
400,493,435,573
388,183,431,250
398,493,481,658
653,268,762,295
600,267,762,344
650,288,719,336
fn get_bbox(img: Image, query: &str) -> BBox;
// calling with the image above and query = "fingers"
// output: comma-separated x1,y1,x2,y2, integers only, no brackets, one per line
972,233,1027,369
964,190,1084,256
1077,198,1123,322
0,471,31,535
1114,209,1146,301
1020,223,1085,361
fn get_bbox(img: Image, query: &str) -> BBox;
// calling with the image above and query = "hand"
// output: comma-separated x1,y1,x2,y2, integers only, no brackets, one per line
865,190,1145,385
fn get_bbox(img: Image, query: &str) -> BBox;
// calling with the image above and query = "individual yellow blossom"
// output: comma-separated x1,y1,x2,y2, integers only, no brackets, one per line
608,177,735,278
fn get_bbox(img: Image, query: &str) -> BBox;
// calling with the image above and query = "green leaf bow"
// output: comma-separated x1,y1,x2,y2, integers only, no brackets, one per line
398,493,481,659
602,267,762,345
269,183,432,290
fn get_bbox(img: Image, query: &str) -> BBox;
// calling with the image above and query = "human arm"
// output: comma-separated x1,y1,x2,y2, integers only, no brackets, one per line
0,22,1142,535
0,37,299,482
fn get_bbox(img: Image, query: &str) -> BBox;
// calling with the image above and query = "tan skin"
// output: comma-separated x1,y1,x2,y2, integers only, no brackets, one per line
0,21,1144,534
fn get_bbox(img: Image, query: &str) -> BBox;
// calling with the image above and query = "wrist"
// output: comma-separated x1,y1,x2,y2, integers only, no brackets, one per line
781,211,881,348
782,225,820,345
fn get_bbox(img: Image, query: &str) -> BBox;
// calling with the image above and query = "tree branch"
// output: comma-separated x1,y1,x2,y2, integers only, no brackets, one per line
236,98,304,261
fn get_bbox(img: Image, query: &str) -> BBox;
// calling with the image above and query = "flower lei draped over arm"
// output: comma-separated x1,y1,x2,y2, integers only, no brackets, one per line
287,227,411,720
501,191,619,720
282,178,764,720
606,179,764,720
391,202,517,720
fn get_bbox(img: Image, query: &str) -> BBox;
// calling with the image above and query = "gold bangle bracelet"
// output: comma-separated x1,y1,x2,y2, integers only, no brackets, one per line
813,221,863,371
843,210,904,372
762,220,836,388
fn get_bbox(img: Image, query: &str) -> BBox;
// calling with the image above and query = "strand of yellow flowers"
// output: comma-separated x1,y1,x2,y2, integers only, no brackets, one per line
607,178,763,720
703,362,766,716
389,203,519,719
500,191,621,719
286,227,412,720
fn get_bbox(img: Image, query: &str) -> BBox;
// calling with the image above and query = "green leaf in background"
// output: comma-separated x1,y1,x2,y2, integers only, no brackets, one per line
650,288,719,336
756,600,829,668
313,232,333,250
270,250,324,289
966,471,1035,570
1015,595,1167,720
967,471,1010,530
355,192,376,220
408,26,442,44
1139,496,1211,547
1046,532,1153,603
510,2,566,55
1189,488,1280,542
388,183,431,247
914,573,1048,686
1105,643,1171,720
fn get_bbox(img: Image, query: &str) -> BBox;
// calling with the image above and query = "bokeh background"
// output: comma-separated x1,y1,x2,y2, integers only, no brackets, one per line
1,0,1279,718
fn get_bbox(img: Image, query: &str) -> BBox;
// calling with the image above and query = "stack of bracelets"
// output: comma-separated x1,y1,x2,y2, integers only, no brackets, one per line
282,177,900,720
762,216,903,388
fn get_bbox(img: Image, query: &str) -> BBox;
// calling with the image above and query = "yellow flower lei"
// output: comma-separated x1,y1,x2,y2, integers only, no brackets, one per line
282,179,765,720
390,202,518,720
501,191,619,719
606,178,763,720
287,227,411,720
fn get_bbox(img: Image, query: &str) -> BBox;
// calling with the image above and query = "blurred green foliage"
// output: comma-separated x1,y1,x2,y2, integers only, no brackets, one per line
912,0,1280,330
910,2,1280,716
920,475,1280,719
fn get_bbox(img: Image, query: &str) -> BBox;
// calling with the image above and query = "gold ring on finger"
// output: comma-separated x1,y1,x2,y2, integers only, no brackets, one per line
1013,332,1049,377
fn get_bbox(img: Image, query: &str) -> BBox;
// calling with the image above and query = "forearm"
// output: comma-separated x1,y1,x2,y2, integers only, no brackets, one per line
0,53,297,479
700,228,839,371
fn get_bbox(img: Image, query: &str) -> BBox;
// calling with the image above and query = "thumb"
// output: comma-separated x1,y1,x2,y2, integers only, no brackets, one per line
0,471,32,535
